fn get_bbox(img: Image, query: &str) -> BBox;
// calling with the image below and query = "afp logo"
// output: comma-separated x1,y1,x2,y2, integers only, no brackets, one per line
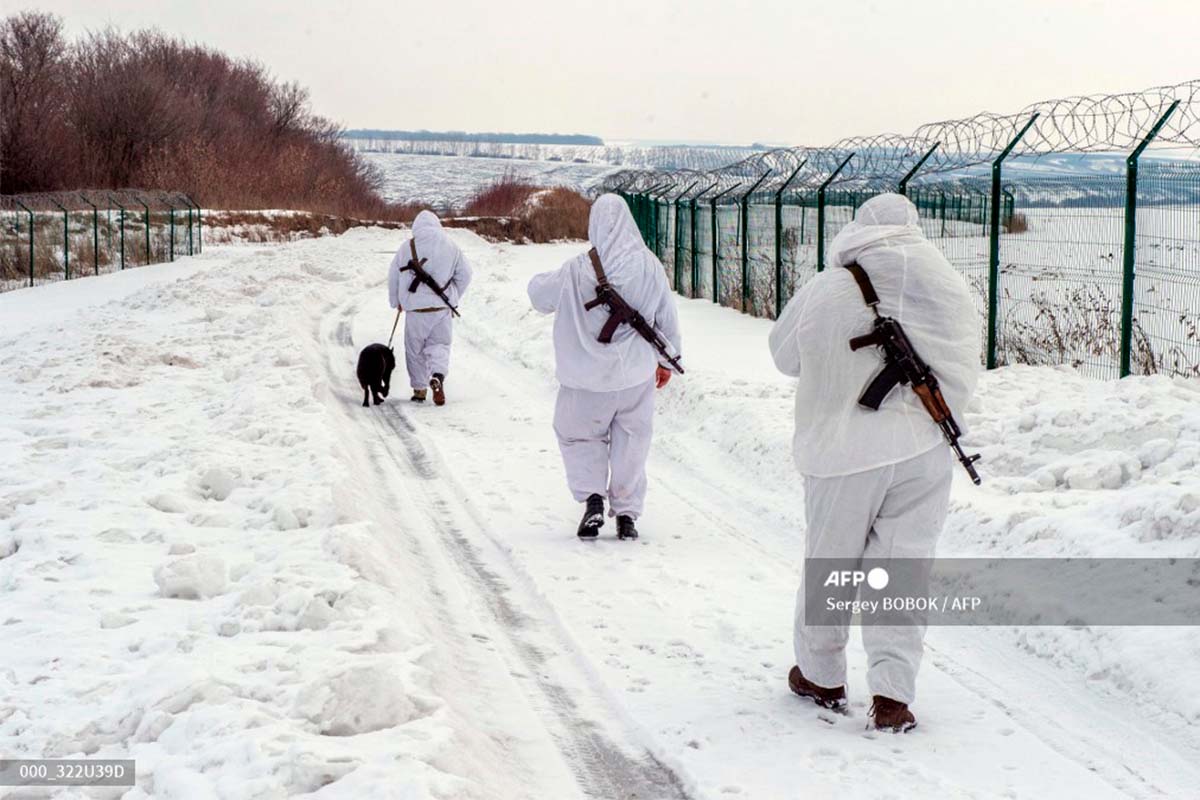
823,567,889,590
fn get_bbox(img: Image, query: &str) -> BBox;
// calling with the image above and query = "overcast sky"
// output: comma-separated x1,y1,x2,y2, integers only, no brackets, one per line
20,0,1200,145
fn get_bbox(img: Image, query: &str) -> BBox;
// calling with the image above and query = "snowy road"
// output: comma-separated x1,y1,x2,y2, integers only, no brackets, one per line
3,228,1199,799
329,232,1200,798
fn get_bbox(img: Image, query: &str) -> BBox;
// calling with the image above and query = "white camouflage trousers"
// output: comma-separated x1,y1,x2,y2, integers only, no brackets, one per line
404,310,453,390
794,445,952,704
553,379,655,518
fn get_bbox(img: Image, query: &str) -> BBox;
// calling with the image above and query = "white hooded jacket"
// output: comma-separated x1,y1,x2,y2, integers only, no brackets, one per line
528,194,682,392
388,211,473,311
769,193,980,477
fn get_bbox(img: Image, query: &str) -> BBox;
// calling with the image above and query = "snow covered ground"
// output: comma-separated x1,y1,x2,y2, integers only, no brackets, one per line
2,228,1199,799
363,152,619,209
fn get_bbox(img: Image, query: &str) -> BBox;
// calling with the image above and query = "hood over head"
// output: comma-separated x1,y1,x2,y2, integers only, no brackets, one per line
827,192,924,270
411,209,445,254
413,209,442,234
588,194,649,275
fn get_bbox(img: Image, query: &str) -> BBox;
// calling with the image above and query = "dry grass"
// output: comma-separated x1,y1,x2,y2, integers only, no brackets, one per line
459,172,541,217
202,211,408,245
448,173,591,243
1005,212,1030,234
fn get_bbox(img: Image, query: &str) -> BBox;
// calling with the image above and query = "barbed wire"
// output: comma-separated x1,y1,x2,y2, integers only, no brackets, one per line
0,189,196,213
604,79,1200,198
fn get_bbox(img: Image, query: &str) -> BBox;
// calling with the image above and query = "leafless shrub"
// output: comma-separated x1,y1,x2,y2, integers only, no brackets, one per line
0,11,416,222
1005,212,1029,234
523,187,591,241
459,171,541,217
450,174,591,243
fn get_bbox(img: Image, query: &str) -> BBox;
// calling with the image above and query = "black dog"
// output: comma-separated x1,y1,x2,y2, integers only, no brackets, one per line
356,344,396,407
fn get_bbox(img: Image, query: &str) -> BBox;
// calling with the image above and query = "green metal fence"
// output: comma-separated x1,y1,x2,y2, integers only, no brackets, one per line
622,164,1200,379
1130,161,1200,376
611,80,1200,380
1,190,200,292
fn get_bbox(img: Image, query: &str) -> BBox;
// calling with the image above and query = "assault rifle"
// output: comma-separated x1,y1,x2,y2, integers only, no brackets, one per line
844,262,981,484
584,248,684,374
400,239,460,317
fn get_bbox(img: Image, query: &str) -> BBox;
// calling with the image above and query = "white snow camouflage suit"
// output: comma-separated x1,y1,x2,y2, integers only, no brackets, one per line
527,194,682,519
388,210,473,390
769,192,980,704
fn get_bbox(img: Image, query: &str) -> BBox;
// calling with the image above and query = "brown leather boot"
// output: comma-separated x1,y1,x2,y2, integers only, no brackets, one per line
410,389,427,403
430,373,446,406
788,666,847,711
869,695,917,733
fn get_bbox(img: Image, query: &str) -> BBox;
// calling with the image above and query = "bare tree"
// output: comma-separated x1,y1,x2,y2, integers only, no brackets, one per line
0,11,69,192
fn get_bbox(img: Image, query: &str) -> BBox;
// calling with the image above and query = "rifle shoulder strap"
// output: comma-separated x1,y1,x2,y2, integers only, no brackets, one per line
842,261,880,309
587,248,609,288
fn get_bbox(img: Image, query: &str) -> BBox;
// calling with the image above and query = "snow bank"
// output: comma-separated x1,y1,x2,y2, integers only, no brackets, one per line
0,234,494,798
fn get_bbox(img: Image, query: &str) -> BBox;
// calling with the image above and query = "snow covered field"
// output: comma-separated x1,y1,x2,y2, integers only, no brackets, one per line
2,228,1200,799
363,152,619,209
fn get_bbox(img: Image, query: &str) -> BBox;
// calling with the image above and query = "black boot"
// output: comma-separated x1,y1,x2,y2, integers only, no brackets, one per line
616,515,638,541
577,494,604,539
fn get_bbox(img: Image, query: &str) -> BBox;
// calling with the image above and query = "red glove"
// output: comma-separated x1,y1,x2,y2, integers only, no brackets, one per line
655,366,672,389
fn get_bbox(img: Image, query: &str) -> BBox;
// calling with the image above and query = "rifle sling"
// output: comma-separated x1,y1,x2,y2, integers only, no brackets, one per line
587,247,608,287
843,261,880,309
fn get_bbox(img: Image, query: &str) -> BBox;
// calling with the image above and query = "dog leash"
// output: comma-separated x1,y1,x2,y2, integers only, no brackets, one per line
386,307,401,349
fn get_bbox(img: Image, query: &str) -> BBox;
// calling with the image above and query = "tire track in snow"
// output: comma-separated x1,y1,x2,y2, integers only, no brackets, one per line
327,296,692,800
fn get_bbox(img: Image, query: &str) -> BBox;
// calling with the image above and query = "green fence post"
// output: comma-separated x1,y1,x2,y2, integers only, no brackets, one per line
51,199,69,280
80,194,99,276
774,160,808,317
636,191,644,240
167,203,176,262
646,182,668,260
110,195,127,270
711,182,740,305
1120,99,1180,377
138,199,151,265
184,195,198,255
626,190,642,242
815,154,854,273
898,143,939,196
739,171,772,312
673,181,699,292
15,200,34,287
987,114,1039,370
692,182,718,299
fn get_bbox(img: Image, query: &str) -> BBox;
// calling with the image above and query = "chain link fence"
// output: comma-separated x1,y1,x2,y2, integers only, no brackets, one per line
613,81,1200,379
1,190,201,292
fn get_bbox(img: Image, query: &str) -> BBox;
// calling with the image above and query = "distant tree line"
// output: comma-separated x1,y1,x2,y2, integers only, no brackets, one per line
0,11,413,218
344,129,604,146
